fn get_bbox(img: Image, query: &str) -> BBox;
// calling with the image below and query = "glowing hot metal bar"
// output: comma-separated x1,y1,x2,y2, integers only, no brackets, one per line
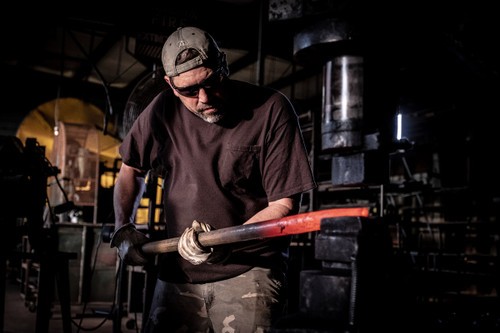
141,207,370,254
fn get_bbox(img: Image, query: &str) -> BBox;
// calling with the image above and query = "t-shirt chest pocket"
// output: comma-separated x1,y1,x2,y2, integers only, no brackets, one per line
219,144,262,194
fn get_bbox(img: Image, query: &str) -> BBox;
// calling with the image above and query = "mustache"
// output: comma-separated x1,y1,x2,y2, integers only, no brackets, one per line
199,103,219,111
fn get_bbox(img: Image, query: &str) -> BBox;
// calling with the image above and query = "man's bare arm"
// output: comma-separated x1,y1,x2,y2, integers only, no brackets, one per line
244,194,302,225
113,163,147,229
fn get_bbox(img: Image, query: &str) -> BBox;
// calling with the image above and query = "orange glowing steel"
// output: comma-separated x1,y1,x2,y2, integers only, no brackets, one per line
141,207,370,254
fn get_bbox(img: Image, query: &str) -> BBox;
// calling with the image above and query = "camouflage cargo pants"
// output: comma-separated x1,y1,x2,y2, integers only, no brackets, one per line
144,267,288,333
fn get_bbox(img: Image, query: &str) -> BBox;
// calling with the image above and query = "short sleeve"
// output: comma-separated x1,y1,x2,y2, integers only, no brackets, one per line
261,93,316,201
119,92,167,172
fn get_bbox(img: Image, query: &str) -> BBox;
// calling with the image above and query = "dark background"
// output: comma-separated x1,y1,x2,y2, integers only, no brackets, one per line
1,1,499,331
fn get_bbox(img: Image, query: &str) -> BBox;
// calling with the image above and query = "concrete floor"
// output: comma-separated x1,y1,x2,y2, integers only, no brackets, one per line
3,269,498,332
2,277,140,333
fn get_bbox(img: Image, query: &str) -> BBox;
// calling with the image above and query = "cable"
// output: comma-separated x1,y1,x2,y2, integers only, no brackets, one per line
72,228,119,332
44,196,57,226
66,28,114,134
35,140,70,205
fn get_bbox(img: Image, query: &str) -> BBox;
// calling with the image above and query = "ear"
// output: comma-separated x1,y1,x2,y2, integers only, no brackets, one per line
219,52,230,77
165,76,179,96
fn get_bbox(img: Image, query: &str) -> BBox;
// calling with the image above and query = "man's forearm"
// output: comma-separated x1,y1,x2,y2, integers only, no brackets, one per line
113,163,147,228
244,194,301,224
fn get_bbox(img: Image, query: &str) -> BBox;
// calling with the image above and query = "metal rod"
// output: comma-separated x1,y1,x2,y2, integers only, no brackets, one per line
141,207,369,254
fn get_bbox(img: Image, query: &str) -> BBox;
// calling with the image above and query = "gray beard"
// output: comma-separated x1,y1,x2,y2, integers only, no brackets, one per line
194,110,225,123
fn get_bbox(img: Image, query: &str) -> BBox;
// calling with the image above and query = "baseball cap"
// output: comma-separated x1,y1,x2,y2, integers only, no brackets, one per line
162,26,224,77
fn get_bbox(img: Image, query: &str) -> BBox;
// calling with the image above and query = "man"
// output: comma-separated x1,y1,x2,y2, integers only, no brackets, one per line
111,26,316,332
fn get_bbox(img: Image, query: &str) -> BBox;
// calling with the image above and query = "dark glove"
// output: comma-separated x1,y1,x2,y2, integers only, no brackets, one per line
110,223,150,266
178,220,230,265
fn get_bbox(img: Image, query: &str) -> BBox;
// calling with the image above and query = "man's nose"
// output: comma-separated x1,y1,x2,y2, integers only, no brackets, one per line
197,87,210,103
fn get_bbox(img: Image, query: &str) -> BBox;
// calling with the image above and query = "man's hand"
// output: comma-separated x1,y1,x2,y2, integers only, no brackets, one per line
111,224,150,266
178,220,230,265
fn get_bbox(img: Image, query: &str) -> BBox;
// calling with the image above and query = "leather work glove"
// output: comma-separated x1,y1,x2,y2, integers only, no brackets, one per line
110,224,150,266
178,220,230,265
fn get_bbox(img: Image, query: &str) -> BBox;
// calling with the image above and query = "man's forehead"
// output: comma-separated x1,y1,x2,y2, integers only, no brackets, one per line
171,67,214,87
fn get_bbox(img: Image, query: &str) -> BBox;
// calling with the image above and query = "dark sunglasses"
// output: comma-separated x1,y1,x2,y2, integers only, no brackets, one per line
171,70,224,97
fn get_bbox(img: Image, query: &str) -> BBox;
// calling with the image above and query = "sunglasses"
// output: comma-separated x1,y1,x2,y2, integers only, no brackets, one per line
171,70,224,97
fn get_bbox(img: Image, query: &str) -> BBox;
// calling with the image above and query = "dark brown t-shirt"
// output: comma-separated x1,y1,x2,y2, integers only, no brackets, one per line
120,80,316,283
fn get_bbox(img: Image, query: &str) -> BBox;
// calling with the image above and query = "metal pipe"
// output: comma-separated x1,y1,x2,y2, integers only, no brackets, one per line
141,207,369,254
322,55,364,150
